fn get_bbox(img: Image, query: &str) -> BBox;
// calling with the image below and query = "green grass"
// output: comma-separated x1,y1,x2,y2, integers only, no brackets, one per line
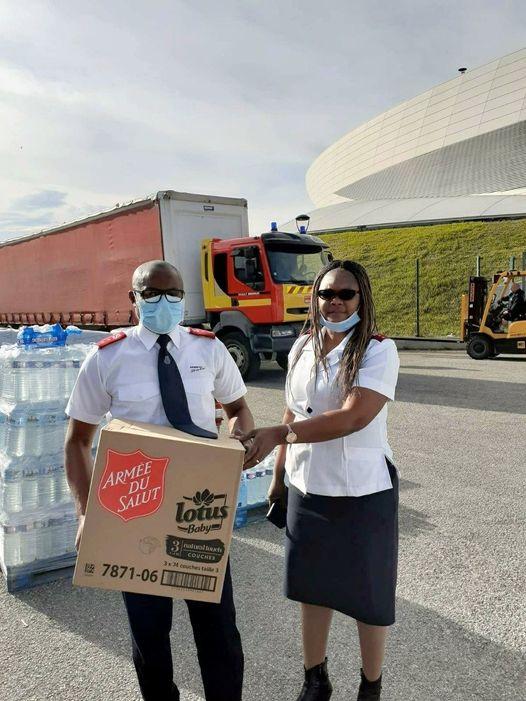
319,219,526,337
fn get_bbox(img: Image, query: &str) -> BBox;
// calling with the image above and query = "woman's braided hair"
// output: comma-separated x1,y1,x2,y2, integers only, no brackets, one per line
289,259,378,399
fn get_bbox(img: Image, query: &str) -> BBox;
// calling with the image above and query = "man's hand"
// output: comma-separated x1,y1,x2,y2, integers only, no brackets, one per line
223,397,254,448
229,428,255,470
237,426,287,469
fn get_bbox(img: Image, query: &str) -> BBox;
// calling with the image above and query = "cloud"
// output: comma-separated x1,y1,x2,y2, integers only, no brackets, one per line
0,0,525,241
13,189,67,210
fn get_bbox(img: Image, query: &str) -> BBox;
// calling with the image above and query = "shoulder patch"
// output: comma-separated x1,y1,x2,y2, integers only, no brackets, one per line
188,328,215,339
97,331,127,349
371,334,387,342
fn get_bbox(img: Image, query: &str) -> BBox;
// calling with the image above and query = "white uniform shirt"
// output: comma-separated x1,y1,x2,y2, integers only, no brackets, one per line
285,332,400,497
66,323,247,432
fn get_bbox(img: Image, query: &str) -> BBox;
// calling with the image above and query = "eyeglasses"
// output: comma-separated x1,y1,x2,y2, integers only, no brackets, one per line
317,288,360,301
134,288,185,304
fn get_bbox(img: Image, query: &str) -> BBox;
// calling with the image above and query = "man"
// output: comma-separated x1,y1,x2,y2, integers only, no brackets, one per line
65,260,254,701
501,281,525,322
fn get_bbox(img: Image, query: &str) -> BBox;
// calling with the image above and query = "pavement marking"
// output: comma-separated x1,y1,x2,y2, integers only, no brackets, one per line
232,532,285,558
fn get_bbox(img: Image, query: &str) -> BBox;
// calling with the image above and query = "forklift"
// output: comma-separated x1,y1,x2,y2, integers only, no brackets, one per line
460,269,526,359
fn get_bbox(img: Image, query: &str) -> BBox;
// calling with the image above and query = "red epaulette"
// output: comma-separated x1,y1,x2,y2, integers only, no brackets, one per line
97,331,127,349
188,328,215,339
371,334,387,342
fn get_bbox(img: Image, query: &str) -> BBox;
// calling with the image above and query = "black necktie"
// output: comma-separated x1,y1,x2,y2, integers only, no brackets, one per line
157,334,217,439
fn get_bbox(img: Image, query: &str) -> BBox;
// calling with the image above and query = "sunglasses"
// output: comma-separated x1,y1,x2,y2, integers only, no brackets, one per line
134,288,185,304
317,288,360,301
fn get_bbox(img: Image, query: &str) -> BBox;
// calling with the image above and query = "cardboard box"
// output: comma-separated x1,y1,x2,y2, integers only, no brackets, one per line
73,419,244,603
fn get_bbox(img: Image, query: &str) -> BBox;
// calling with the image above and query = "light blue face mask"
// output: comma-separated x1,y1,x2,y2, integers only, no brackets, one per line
135,295,185,335
320,310,361,333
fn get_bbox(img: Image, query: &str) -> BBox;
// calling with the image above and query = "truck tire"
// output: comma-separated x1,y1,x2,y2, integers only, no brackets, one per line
222,332,261,380
467,335,494,360
276,352,288,371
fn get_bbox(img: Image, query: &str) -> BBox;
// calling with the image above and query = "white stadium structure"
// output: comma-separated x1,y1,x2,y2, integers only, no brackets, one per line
282,48,526,232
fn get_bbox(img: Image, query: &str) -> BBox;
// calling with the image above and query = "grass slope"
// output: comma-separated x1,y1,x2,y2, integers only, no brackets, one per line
320,219,526,337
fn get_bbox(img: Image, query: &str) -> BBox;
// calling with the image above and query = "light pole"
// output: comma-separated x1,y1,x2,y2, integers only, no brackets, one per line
295,214,310,234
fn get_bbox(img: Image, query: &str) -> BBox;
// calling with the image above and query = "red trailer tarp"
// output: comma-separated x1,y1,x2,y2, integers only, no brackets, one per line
0,201,163,327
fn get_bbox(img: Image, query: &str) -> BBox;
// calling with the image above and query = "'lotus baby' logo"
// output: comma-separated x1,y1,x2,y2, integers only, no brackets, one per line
97,449,169,522
175,489,229,534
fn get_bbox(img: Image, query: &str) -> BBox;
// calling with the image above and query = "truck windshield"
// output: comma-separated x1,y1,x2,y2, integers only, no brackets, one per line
265,245,330,284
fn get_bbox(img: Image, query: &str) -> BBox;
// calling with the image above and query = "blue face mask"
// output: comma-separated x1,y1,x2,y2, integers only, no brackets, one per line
320,310,361,333
135,295,185,335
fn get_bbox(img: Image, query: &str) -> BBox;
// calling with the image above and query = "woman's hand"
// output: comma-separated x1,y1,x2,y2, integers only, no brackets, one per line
268,475,287,505
237,426,286,469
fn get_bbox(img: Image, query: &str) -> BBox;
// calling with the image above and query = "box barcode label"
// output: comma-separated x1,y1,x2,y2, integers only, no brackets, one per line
161,569,217,592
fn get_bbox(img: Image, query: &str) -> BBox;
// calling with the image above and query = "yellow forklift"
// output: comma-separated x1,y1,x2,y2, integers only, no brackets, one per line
461,269,526,359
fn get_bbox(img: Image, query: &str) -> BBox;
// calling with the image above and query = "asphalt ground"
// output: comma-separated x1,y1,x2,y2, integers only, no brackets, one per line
1,351,525,701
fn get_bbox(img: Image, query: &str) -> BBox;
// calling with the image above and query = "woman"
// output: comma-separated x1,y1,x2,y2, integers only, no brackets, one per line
240,259,400,701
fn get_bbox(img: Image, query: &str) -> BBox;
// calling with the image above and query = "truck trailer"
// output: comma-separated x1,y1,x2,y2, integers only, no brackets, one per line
0,190,331,378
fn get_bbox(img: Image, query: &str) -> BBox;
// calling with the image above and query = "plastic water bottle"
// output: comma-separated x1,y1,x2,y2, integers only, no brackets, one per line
63,511,78,554
5,407,67,458
245,468,257,507
265,461,274,502
5,355,32,403
41,410,68,456
54,464,70,504
234,473,248,528
20,521,37,564
0,411,5,453
21,462,39,510
63,344,89,399
255,467,265,505
50,516,68,556
1,464,23,513
2,525,22,566
12,324,84,402
36,518,54,560
5,408,27,457
38,461,57,508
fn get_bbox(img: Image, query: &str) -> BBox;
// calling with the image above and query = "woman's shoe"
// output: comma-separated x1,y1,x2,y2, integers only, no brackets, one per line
356,668,382,700
296,657,333,700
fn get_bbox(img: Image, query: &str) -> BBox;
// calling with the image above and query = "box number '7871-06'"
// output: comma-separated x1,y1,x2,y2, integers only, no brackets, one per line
100,564,159,581
95,562,217,592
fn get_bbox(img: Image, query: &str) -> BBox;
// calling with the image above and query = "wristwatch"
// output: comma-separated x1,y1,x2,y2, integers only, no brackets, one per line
285,423,298,444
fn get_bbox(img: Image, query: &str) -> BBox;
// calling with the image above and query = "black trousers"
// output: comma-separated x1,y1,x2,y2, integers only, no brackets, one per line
122,562,244,701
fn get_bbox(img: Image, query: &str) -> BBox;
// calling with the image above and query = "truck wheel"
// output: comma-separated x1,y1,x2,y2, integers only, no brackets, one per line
467,335,494,360
276,352,288,371
222,332,261,380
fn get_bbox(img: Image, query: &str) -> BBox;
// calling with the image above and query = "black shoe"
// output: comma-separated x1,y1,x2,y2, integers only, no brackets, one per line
296,657,333,701
356,668,382,700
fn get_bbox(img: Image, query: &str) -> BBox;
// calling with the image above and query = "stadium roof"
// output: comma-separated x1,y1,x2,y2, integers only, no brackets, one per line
280,194,526,233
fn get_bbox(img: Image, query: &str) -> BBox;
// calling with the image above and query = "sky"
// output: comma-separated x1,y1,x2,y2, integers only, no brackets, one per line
1,0,525,241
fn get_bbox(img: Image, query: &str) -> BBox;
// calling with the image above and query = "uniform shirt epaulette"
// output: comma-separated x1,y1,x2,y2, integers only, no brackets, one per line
188,328,216,339
371,334,387,342
97,331,127,349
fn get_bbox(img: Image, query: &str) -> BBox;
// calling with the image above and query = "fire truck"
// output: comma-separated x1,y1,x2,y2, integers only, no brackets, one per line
0,191,331,378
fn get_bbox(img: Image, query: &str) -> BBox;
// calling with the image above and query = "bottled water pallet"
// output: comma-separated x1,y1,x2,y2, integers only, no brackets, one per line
245,504,268,526
233,503,268,530
3,551,76,593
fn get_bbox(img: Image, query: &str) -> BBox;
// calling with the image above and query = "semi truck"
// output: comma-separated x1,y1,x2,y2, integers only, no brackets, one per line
0,190,332,378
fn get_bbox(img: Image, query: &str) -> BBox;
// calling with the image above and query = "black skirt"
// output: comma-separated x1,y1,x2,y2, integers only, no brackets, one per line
284,460,399,626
